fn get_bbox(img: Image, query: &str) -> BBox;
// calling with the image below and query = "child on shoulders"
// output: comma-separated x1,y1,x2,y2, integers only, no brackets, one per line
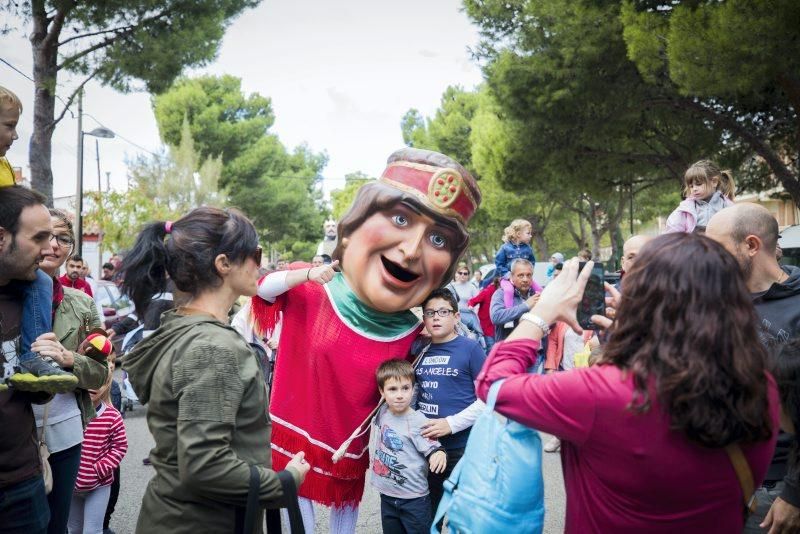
371,359,446,534
666,160,735,234
495,219,541,309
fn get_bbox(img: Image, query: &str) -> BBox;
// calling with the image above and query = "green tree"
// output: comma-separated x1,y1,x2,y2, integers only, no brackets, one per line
85,120,225,252
152,75,328,254
3,0,259,204
330,172,374,220
620,0,800,207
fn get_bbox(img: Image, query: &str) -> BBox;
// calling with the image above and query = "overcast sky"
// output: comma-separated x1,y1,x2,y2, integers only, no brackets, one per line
0,0,484,201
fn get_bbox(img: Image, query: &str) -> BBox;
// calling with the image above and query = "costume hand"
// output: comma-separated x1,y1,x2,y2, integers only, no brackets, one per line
429,451,447,474
530,259,593,332
308,260,339,285
590,282,621,330
266,338,278,350
286,452,311,484
761,497,800,534
421,418,452,439
31,333,74,368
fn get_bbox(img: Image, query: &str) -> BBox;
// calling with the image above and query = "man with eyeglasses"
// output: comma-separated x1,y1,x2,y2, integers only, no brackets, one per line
446,264,484,344
58,254,93,298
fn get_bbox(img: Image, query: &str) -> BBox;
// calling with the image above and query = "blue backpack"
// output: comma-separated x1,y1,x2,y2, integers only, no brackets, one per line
431,379,545,534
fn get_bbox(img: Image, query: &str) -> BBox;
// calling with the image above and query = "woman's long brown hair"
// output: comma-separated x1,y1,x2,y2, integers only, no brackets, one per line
601,233,772,447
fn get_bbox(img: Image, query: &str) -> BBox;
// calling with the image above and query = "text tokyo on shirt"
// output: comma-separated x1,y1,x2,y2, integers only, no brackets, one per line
415,335,485,450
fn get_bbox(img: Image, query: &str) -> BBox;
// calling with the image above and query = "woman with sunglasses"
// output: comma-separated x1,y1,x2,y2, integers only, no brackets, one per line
28,208,110,534
122,207,309,533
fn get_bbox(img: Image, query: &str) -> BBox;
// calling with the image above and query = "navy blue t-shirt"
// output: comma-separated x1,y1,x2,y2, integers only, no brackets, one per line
415,335,486,450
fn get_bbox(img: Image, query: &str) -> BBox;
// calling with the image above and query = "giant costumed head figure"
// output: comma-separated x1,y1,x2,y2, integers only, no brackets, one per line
332,147,480,312
248,147,480,512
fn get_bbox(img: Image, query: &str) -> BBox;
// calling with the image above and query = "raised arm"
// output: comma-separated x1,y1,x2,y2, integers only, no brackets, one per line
257,261,339,302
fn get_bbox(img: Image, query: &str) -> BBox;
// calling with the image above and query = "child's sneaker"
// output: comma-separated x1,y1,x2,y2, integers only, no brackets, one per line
9,356,78,394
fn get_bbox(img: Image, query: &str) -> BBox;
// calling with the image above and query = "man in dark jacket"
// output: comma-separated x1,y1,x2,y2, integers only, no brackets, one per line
0,186,54,533
708,202,800,533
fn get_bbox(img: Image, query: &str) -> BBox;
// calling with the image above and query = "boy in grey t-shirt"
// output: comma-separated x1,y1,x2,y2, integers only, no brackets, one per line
371,359,447,534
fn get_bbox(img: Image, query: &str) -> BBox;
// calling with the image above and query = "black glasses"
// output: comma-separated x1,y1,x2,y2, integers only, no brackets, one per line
50,234,74,248
251,246,263,266
423,308,454,318
457,271,469,275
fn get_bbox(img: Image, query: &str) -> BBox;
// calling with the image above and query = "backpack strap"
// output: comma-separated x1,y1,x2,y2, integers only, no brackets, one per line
725,444,757,516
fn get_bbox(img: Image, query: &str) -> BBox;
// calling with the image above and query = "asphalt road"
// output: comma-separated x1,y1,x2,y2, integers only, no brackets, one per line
110,401,566,534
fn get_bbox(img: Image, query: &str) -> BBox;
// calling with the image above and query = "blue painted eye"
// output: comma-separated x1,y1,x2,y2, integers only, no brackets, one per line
392,214,408,226
429,233,447,249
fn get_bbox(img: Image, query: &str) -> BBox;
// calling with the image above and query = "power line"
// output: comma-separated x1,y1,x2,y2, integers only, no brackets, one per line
0,56,362,185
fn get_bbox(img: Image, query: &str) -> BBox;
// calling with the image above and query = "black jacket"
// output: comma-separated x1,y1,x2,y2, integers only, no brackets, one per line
753,265,800,505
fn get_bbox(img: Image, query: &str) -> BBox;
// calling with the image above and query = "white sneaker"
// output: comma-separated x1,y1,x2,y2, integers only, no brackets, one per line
544,436,561,453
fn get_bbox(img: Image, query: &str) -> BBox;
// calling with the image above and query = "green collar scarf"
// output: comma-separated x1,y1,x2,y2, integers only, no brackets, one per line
324,273,421,341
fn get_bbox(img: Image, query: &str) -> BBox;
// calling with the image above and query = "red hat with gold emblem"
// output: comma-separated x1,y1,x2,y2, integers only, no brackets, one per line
379,148,480,225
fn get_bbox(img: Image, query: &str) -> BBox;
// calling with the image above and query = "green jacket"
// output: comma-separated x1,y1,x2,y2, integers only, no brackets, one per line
124,309,299,534
54,286,109,428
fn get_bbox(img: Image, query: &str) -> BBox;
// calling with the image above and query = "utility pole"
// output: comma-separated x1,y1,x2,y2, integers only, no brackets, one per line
75,90,84,255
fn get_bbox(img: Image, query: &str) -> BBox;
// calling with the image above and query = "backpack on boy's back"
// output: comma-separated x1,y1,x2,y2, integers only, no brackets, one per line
431,379,544,534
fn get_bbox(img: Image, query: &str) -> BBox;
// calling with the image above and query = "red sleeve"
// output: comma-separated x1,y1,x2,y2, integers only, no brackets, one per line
544,323,562,371
477,339,596,445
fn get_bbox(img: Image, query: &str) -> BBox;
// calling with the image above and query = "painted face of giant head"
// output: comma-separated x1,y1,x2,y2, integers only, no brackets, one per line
336,148,481,313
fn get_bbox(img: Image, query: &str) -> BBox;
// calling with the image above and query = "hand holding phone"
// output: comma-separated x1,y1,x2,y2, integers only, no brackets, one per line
577,261,605,330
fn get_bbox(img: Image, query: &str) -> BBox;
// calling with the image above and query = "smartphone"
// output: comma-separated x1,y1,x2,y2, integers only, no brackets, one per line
577,261,605,330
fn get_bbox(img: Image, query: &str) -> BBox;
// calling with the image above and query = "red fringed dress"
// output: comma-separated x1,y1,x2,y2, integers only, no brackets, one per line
251,271,422,506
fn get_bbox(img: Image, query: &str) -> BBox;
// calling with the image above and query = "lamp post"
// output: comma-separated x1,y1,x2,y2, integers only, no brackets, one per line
75,123,115,256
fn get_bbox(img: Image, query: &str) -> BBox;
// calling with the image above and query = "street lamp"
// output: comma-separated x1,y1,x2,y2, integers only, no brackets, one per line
75,125,114,256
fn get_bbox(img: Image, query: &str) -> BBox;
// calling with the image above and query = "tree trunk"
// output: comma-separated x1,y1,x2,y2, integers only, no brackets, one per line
29,9,59,205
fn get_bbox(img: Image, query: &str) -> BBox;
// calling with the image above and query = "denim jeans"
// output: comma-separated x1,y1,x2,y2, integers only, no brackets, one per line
20,271,53,364
743,481,784,532
46,443,82,534
0,475,50,534
379,493,432,534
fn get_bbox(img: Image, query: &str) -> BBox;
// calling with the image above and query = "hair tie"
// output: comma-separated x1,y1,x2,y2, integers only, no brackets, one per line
165,221,174,234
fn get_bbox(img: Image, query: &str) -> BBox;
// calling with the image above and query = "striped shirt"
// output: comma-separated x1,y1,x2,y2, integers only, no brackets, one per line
75,402,128,492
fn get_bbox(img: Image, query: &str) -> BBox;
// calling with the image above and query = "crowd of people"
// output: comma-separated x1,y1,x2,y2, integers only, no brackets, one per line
2,78,800,534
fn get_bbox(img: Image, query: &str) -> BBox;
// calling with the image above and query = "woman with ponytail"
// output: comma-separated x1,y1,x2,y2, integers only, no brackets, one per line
122,207,309,533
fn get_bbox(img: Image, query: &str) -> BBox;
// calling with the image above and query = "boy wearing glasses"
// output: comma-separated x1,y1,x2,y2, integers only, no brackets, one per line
416,288,486,519
0,86,75,393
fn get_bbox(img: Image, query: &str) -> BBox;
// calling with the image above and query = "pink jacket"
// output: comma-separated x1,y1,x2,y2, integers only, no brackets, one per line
477,339,779,533
544,322,595,371
665,195,733,233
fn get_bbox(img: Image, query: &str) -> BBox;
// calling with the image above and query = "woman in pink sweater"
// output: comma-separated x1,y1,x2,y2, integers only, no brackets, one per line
477,233,779,533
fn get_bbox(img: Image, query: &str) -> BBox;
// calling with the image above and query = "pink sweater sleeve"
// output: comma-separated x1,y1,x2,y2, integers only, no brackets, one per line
477,339,596,446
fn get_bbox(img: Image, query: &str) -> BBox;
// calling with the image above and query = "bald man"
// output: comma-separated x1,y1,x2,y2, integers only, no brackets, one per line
707,203,800,533
621,235,653,275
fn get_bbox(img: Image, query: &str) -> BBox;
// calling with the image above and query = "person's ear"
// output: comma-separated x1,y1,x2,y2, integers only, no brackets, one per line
214,253,232,276
744,234,762,257
0,227,9,252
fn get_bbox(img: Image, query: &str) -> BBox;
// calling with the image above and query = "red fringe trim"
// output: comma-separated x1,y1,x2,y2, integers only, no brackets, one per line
271,421,368,478
274,452,366,507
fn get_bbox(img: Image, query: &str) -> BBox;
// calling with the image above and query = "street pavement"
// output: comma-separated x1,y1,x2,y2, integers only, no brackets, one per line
110,401,566,533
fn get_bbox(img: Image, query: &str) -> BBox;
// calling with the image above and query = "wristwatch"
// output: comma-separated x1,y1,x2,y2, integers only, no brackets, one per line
520,313,551,336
